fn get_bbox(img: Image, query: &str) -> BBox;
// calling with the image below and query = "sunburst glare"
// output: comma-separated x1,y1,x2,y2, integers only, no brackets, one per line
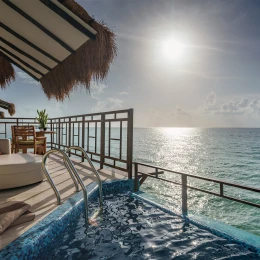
161,35,190,64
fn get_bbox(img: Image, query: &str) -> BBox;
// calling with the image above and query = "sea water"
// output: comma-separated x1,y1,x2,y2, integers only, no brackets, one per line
133,128,260,236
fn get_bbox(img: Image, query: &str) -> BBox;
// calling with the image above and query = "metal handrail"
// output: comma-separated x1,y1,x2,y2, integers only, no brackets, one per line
134,162,260,213
42,148,89,219
65,146,103,209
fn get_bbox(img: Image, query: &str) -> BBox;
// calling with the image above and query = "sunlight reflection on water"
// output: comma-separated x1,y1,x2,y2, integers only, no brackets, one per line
134,127,260,236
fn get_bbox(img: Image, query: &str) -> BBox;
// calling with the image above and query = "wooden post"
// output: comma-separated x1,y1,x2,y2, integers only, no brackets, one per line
81,116,85,162
58,118,61,150
100,113,105,169
220,183,224,196
182,174,188,214
134,163,139,191
68,118,71,156
127,109,134,179
50,119,53,149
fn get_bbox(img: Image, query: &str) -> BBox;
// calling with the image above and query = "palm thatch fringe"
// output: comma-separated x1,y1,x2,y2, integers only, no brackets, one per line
0,0,116,101
0,111,5,118
39,0,117,100
8,103,16,116
0,52,15,89
0,99,16,116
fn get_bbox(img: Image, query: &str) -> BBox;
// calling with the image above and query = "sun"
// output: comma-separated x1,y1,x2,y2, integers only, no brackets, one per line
161,39,187,62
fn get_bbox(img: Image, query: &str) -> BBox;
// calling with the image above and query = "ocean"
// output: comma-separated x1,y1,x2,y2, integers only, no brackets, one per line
133,128,260,236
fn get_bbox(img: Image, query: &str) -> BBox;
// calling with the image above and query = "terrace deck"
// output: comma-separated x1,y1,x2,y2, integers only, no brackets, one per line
0,154,126,250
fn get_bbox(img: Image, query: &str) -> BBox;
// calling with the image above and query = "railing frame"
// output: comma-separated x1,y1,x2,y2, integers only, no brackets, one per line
0,109,134,178
134,162,260,214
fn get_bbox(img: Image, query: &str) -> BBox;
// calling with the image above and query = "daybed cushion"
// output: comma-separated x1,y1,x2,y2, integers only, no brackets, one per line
0,139,11,154
0,154,45,190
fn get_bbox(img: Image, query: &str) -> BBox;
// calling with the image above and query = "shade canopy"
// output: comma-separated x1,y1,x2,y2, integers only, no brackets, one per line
0,0,116,100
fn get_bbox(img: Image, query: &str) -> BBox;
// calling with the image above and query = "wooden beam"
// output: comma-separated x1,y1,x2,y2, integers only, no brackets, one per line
3,0,75,54
138,171,164,176
140,176,148,185
0,37,51,71
41,0,96,41
0,22,60,64
137,171,164,186
0,45,44,76
1,51,40,82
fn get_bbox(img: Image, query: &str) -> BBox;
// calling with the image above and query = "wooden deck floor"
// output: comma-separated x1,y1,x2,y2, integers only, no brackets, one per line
0,155,126,250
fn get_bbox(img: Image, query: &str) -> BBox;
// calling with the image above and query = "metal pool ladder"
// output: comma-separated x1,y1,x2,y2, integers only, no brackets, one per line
42,147,103,220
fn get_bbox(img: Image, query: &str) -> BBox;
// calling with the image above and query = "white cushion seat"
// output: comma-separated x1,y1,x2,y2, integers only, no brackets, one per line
0,154,45,190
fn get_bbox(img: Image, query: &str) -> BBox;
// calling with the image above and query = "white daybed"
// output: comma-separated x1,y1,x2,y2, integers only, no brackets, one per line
0,139,45,190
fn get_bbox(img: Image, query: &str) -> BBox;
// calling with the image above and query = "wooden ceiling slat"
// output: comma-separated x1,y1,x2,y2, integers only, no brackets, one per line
41,0,96,40
0,22,60,64
1,51,40,81
3,0,75,54
0,37,51,71
0,46,44,76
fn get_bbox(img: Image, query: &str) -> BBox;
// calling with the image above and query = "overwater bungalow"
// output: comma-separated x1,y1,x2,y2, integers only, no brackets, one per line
0,1,259,259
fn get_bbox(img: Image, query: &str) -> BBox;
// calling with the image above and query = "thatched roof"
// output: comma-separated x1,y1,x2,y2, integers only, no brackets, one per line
0,99,15,116
0,52,15,88
0,0,116,101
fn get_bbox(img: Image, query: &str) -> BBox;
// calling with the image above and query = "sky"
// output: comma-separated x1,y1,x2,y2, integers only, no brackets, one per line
2,0,260,127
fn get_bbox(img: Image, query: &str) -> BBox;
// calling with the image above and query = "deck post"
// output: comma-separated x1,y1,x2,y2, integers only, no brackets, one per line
182,174,188,214
4,122,7,138
81,116,85,162
50,119,53,149
134,163,139,191
68,118,71,157
100,113,105,169
127,109,134,179
58,118,61,150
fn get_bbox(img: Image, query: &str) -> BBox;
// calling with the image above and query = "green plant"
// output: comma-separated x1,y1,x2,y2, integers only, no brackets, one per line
36,109,48,129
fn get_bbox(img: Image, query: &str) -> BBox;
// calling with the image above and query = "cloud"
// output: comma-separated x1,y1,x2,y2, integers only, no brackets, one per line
177,70,245,81
107,97,123,109
89,82,124,113
90,82,108,98
168,92,260,122
187,43,233,54
119,92,128,95
170,106,189,116
202,91,260,116
17,71,40,85
91,97,123,113
203,91,218,112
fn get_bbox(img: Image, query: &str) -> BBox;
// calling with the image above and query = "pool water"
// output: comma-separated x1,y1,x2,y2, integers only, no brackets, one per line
39,193,259,260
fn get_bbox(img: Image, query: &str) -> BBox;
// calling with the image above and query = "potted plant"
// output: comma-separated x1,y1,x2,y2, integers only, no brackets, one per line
36,109,48,131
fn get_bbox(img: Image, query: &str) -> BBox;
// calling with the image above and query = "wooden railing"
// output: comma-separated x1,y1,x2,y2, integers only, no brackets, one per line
0,109,134,178
134,162,260,213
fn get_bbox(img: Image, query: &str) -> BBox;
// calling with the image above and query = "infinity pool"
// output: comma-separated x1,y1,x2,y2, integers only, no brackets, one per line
38,193,259,260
